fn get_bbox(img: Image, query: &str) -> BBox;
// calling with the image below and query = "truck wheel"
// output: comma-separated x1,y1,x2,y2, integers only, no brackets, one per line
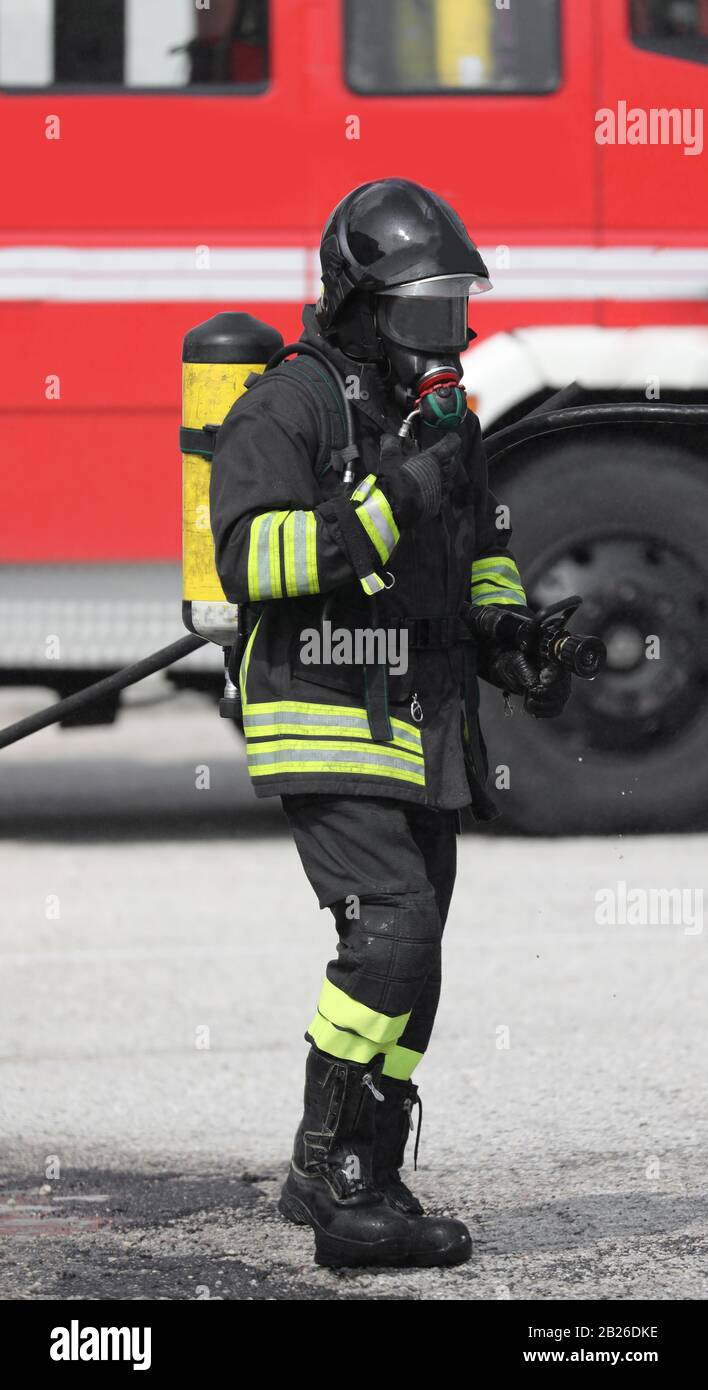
480,427,708,834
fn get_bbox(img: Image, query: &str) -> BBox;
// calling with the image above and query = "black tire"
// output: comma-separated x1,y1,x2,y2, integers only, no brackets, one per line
480,426,708,834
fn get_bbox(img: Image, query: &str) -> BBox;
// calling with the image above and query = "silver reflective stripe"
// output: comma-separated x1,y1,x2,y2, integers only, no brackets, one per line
292,510,309,594
362,573,385,594
247,747,423,775
390,725,420,748
360,493,396,558
257,513,275,598
245,710,370,732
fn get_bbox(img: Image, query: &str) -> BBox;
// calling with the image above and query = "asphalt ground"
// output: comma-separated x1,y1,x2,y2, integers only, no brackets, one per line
0,686,706,1301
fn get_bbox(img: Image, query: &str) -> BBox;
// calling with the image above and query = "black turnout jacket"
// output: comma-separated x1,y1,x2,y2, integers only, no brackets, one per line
209,306,528,815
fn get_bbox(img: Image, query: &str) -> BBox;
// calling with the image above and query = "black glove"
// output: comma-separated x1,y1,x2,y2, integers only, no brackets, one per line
376,432,463,528
486,649,572,719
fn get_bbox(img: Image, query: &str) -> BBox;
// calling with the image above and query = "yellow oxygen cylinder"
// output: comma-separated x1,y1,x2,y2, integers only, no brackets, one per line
180,312,283,646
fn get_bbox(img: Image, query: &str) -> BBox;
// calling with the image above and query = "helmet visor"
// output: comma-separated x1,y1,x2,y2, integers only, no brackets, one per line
377,294,469,352
377,274,491,351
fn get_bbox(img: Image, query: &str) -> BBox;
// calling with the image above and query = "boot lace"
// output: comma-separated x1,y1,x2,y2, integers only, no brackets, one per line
403,1092,423,1170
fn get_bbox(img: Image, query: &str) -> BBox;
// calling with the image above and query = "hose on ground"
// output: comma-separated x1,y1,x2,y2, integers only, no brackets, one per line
0,633,207,751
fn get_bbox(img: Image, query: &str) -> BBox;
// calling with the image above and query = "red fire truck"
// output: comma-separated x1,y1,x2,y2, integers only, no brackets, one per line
1,0,707,832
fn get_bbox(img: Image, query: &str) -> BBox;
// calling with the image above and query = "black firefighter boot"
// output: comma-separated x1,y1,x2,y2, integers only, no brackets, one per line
279,1045,413,1267
372,1074,472,1264
279,1046,470,1267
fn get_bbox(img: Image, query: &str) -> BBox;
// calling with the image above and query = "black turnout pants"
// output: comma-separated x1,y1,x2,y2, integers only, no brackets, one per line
281,794,458,1078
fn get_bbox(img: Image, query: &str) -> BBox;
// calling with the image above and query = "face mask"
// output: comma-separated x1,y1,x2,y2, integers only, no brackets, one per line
376,278,479,430
376,305,469,431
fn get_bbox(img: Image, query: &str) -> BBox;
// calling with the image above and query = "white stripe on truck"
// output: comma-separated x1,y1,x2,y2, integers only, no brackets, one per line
0,245,706,302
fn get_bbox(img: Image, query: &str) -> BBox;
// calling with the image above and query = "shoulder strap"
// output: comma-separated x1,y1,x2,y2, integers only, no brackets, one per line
270,355,349,479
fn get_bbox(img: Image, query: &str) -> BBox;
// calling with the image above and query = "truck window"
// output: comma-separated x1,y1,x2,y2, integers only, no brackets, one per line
345,0,561,94
630,0,708,64
0,0,269,89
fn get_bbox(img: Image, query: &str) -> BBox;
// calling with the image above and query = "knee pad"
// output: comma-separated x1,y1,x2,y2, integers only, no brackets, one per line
333,889,442,1019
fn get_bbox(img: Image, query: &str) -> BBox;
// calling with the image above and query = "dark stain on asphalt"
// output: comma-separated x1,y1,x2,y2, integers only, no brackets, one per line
0,1168,399,1301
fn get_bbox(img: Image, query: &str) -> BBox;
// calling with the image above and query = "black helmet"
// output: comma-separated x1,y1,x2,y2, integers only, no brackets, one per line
317,177,491,334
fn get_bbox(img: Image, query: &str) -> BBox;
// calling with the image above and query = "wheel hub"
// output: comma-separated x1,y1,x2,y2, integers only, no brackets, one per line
528,535,708,753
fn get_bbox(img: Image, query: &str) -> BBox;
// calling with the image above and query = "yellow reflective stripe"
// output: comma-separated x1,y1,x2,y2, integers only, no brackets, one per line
472,579,526,596
251,764,425,784
243,700,422,748
471,592,524,607
248,748,426,784
268,510,288,598
238,616,262,714
247,510,291,599
471,554,526,607
247,737,423,767
471,579,526,598
246,510,322,600
305,512,319,594
472,591,526,606
471,556,526,606
349,483,390,590
472,555,522,580
281,510,320,596
245,719,413,741
472,571,525,590
472,575,526,593
319,979,410,1046
283,512,297,596
355,485,400,565
350,474,376,504
247,513,266,601
472,568,524,586
382,1045,424,1081
308,1013,386,1065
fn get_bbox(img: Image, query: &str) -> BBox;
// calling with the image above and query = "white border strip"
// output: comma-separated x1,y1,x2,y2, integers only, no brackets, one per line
0,245,706,302
481,246,708,301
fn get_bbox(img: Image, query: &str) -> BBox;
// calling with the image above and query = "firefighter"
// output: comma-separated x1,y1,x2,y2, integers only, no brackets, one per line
210,179,572,1269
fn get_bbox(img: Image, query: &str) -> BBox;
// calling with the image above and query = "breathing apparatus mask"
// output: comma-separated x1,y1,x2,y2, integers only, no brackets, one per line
317,178,493,434
375,273,490,437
